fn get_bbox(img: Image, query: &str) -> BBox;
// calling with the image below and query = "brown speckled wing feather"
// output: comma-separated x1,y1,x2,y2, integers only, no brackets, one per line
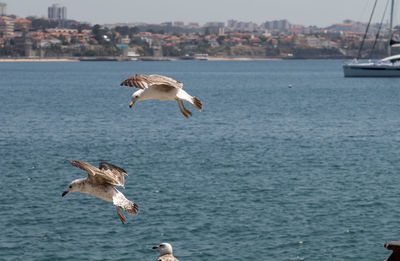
147,74,183,89
70,160,118,186
99,162,127,188
120,74,183,89
120,74,149,89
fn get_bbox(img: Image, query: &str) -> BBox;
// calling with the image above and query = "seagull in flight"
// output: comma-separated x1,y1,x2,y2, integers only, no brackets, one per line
120,74,203,118
62,160,139,224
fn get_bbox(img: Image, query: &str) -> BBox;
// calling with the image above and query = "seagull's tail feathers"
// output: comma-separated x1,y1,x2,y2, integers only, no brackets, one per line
126,201,139,215
191,96,202,111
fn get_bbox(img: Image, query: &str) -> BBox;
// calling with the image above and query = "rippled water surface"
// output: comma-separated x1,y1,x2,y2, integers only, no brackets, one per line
1,60,400,260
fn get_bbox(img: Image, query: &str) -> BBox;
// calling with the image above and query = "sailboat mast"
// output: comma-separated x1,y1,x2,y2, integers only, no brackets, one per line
388,0,395,56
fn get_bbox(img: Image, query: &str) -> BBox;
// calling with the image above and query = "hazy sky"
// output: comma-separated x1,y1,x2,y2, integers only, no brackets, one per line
3,0,399,27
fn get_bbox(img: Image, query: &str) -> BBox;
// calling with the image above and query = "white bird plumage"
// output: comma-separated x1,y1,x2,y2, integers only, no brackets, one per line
62,160,138,224
152,243,179,261
120,74,203,118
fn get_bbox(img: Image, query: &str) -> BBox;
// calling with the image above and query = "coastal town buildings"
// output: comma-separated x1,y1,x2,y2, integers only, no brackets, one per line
264,19,290,31
14,18,32,31
227,20,258,32
0,3,394,59
0,2,6,16
0,16,14,37
48,4,67,20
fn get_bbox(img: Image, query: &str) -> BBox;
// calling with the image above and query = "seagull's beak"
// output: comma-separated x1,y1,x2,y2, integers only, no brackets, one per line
62,191,69,197
152,246,159,250
129,101,135,108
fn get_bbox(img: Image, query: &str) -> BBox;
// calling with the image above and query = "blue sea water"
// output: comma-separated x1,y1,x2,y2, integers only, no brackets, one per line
1,60,400,261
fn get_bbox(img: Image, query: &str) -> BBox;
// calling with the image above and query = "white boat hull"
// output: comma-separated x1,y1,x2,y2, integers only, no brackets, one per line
343,63,400,77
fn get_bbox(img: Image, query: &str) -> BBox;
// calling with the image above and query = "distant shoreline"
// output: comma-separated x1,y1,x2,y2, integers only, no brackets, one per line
0,57,282,62
0,58,79,62
206,57,282,61
0,56,344,62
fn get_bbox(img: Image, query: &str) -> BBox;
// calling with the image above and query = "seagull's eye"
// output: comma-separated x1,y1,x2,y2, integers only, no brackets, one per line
69,185,72,188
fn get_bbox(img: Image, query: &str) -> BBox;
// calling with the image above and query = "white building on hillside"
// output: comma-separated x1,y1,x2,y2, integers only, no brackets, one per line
0,2,6,16
48,4,67,20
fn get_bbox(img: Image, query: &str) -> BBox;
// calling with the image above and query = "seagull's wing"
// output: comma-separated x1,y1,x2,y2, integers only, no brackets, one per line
120,74,183,90
147,75,183,89
158,254,179,261
120,74,150,89
70,160,117,185
99,162,127,188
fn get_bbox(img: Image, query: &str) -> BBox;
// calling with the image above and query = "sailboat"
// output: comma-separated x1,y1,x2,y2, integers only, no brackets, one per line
343,0,400,77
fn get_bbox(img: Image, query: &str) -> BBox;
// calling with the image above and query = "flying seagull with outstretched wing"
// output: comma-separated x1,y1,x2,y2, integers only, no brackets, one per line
120,74,202,118
62,160,138,224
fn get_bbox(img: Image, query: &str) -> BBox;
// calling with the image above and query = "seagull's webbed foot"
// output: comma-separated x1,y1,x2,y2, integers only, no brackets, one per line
116,206,126,224
126,202,139,215
181,102,192,116
177,100,189,118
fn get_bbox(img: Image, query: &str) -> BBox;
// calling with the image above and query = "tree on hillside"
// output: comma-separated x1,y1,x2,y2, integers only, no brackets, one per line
28,18,58,31
92,24,106,44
